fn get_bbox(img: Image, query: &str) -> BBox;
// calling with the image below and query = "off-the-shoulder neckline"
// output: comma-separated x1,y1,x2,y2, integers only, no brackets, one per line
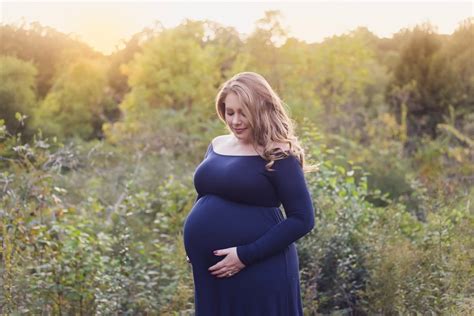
210,142,262,157
209,142,295,162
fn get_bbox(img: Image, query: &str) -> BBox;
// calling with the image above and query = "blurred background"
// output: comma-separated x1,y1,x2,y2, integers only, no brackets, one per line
1,1,473,314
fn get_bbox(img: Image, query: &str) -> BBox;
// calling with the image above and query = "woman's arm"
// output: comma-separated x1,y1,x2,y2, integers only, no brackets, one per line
236,155,315,266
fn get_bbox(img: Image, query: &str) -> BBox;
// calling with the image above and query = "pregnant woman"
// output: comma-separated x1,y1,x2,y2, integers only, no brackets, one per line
183,72,317,315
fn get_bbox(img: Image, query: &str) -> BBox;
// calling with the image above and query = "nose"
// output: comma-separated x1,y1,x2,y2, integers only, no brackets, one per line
231,114,242,126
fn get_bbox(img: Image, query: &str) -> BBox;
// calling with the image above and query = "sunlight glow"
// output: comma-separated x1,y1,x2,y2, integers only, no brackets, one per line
2,1,472,55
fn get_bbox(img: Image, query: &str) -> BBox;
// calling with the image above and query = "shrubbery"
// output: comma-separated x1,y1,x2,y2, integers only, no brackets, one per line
1,117,472,314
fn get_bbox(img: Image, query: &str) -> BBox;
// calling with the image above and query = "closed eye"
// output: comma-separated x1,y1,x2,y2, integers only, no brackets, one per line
227,112,246,117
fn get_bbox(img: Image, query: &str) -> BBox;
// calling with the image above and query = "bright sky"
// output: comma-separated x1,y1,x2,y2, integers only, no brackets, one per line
1,1,472,55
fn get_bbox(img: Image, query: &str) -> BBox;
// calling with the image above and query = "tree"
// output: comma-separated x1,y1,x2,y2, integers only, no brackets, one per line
236,10,290,90
107,25,163,101
442,18,474,131
121,19,220,112
308,29,381,136
0,55,38,137
0,22,100,98
200,21,244,83
31,58,109,140
388,23,457,139
103,20,222,148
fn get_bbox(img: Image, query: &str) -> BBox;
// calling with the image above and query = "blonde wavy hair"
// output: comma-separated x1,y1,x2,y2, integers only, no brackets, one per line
215,72,319,173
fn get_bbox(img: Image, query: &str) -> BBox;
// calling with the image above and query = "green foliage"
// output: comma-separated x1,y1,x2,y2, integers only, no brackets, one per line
0,55,38,137
298,121,379,314
388,22,468,140
31,58,111,140
0,120,197,314
0,22,101,98
235,10,289,84
310,30,377,115
1,11,473,315
106,27,154,97
361,194,473,314
122,20,220,111
273,38,321,122
444,18,474,114
297,120,473,315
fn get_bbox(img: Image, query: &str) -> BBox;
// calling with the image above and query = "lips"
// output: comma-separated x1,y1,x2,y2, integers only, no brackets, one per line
235,128,246,133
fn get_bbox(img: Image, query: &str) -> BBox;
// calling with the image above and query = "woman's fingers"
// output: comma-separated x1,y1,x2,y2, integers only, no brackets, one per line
209,265,238,277
215,268,239,278
208,247,244,277
210,265,230,276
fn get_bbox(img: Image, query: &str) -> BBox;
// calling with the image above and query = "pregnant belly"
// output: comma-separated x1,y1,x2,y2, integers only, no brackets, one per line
183,194,283,264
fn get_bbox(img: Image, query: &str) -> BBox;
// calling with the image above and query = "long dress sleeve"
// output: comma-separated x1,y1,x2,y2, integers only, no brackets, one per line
236,155,315,266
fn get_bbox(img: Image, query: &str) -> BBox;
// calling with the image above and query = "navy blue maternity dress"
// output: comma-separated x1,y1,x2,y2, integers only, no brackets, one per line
183,141,315,316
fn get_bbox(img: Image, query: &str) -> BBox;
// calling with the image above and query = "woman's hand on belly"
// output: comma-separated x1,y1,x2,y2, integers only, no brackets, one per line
208,247,246,278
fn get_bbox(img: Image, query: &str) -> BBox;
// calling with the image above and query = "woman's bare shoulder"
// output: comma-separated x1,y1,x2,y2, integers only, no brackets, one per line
211,134,232,147
211,135,290,153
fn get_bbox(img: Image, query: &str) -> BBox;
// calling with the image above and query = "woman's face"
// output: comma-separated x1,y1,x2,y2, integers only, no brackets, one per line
224,92,252,142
